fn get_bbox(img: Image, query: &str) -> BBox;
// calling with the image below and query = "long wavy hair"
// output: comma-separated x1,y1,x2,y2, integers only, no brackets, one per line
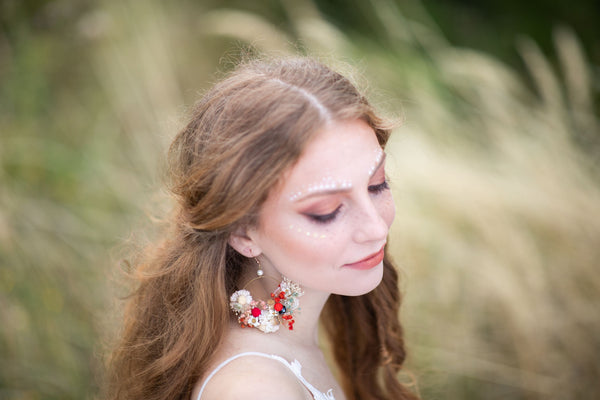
106,57,418,400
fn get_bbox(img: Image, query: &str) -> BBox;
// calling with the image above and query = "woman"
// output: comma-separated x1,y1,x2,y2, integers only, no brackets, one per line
107,57,418,400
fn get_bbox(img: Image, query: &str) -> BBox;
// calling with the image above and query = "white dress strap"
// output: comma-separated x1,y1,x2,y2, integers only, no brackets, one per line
196,351,335,400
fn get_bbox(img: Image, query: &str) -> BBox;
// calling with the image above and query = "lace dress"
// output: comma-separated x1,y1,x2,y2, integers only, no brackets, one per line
195,351,336,400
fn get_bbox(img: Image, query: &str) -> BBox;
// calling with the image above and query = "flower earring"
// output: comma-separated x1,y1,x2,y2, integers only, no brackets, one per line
230,257,303,333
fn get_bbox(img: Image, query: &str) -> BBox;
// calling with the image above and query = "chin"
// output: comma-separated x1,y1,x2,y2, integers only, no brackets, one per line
334,262,384,296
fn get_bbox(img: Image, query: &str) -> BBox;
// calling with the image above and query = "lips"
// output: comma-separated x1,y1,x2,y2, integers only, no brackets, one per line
343,245,385,270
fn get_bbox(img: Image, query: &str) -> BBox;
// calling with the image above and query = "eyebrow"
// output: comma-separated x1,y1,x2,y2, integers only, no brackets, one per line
292,152,387,203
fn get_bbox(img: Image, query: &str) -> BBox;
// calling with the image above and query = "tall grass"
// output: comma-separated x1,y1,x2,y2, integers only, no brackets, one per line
0,0,598,399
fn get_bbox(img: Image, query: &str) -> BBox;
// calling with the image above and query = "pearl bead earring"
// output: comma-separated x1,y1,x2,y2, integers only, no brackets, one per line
255,258,264,277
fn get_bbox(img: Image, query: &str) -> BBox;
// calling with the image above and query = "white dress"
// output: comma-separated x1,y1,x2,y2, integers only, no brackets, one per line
195,351,336,400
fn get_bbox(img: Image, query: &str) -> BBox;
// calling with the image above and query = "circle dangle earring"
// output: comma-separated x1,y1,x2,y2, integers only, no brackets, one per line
229,254,303,333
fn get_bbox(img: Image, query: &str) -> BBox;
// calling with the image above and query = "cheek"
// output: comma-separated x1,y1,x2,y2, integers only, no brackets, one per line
259,224,345,290
378,192,396,229
262,215,338,265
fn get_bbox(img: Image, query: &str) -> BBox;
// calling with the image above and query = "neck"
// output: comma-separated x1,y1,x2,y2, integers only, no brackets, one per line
276,287,330,348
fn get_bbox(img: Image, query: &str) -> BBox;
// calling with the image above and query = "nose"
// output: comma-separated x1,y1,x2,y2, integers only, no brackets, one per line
351,197,391,244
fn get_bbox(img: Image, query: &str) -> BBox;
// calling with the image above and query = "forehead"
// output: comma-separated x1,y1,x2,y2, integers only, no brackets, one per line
283,119,381,188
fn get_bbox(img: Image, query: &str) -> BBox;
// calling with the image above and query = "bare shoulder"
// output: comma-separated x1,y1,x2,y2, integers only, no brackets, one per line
191,354,312,400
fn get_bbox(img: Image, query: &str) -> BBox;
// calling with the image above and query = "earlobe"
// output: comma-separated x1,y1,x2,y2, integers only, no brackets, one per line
228,227,261,258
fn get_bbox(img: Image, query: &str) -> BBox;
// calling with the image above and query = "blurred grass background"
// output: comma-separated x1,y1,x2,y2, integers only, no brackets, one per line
1,0,599,399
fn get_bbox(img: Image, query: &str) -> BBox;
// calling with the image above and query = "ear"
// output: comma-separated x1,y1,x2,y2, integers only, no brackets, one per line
228,226,262,258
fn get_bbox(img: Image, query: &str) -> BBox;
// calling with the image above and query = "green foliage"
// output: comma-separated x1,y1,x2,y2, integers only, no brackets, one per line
1,0,598,399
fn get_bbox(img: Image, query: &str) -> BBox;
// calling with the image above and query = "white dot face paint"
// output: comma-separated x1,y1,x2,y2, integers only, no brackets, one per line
287,147,384,207
288,224,327,240
284,142,386,241
368,148,384,177
248,119,395,296
288,176,354,203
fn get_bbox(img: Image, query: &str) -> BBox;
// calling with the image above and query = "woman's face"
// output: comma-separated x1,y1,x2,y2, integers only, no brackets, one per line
248,119,395,296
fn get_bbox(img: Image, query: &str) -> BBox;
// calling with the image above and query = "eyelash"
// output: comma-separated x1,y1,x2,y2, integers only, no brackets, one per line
368,179,390,194
307,179,390,224
308,206,343,224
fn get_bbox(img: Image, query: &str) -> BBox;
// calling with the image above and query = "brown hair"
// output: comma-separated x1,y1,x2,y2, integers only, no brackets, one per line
106,57,418,400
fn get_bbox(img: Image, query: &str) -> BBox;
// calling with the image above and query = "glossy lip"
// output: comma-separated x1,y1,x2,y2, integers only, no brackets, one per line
343,245,385,270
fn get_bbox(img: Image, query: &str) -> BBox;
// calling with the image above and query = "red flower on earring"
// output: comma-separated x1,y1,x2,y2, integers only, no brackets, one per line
230,277,304,333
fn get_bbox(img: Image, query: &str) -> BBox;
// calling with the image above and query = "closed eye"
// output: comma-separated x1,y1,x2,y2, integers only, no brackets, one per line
306,205,342,224
368,180,389,194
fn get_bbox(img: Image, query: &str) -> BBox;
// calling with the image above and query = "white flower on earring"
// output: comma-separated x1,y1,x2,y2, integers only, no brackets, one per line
230,290,252,312
229,277,303,333
246,314,261,328
259,309,280,333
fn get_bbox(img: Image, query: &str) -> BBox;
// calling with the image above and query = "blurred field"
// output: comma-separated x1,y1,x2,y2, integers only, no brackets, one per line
1,0,599,399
